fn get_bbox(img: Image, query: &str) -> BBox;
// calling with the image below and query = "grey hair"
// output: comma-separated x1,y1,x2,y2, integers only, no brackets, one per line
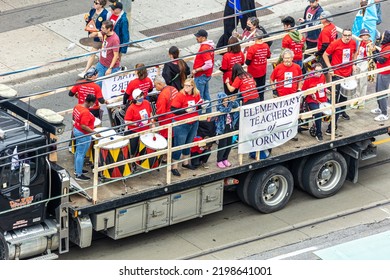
153,75,166,84
281,48,294,58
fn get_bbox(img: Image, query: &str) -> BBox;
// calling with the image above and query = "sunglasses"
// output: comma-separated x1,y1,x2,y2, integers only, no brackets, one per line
343,34,352,37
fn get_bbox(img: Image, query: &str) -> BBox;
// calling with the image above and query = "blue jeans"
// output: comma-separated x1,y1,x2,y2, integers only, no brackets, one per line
294,60,303,69
172,121,199,161
73,128,92,176
308,102,322,136
194,74,212,114
96,62,120,87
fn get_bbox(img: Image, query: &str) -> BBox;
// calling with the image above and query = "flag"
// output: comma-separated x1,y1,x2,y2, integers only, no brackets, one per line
227,0,243,19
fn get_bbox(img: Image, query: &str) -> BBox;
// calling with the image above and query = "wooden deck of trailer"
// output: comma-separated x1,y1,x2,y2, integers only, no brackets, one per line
61,95,390,214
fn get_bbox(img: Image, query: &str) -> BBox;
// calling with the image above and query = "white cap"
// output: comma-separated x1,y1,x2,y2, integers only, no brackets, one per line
132,88,143,100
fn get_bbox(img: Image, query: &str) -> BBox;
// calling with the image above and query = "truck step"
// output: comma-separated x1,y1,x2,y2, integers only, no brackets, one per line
30,253,58,260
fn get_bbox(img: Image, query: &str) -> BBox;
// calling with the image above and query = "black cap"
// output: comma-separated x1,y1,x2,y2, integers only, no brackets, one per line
194,29,208,38
110,2,123,10
84,67,98,79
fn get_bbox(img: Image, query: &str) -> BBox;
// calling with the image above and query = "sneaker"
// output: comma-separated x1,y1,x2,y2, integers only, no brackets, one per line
374,114,389,122
341,112,350,120
350,102,359,109
316,135,323,142
75,174,90,181
78,71,86,78
222,160,232,167
371,108,382,114
325,127,340,136
74,169,88,175
216,161,226,169
201,162,209,169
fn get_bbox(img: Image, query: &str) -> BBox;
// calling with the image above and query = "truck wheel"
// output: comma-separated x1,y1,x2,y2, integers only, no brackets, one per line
291,156,308,190
0,233,9,260
236,171,255,205
302,151,347,198
248,165,294,213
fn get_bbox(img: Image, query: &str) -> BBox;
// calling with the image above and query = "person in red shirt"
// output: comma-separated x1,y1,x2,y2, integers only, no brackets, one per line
323,28,357,127
302,63,329,141
371,30,390,121
170,78,205,176
352,28,375,109
123,63,154,105
225,63,260,105
316,11,337,81
73,94,101,181
69,67,107,119
220,36,245,95
192,29,214,114
124,88,154,156
154,76,179,139
270,49,303,97
281,16,306,68
245,30,271,101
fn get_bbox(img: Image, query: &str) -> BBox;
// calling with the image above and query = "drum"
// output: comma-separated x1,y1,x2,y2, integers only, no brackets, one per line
135,133,168,169
94,118,102,128
87,127,117,164
340,79,357,98
319,102,332,122
303,55,317,72
98,135,132,179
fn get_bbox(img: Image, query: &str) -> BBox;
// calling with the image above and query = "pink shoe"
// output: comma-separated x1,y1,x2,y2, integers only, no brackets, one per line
222,160,232,167
216,161,226,168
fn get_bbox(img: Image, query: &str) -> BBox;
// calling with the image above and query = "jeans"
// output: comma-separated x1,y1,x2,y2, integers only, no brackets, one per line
96,62,120,88
73,128,92,176
194,74,212,114
172,121,199,161
308,102,322,136
294,60,303,69
217,125,232,162
376,73,390,115
327,76,343,131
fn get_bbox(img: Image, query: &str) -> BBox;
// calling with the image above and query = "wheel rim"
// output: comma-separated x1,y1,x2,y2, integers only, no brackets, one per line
262,175,288,206
315,160,342,191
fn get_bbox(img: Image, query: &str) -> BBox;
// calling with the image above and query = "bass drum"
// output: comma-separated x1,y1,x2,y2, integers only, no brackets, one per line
136,133,168,169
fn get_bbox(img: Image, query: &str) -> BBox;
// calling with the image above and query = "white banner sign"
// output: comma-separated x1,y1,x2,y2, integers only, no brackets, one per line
101,67,159,100
238,92,302,154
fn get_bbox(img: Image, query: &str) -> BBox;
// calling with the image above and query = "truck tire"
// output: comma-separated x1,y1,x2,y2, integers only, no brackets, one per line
236,171,255,205
247,165,294,213
291,156,308,190
302,151,347,198
0,233,9,260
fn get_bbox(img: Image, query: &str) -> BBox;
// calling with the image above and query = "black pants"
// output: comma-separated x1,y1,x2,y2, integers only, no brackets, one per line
216,0,257,48
254,75,266,101
124,130,139,156
191,150,211,167
217,125,233,162
304,40,318,59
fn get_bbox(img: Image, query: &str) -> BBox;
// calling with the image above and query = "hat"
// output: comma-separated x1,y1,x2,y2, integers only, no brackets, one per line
84,67,98,79
359,28,370,37
109,2,123,10
194,29,208,38
308,0,316,2
132,88,143,100
320,11,333,22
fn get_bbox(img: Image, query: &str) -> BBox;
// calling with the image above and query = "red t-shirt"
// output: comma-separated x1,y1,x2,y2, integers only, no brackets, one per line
270,63,302,96
221,51,245,83
356,40,369,59
193,42,214,77
73,104,95,134
156,86,178,138
325,38,356,77
377,43,390,75
124,100,153,132
317,23,337,52
302,74,328,103
246,43,271,78
282,34,306,61
70,80,103,110
231,75,259,103
99,33,120,68
171,91,201,122
125,77,154,99
109,14,119,25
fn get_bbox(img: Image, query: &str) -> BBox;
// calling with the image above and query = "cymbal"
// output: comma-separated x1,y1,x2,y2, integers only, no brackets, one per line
79,37,102,49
